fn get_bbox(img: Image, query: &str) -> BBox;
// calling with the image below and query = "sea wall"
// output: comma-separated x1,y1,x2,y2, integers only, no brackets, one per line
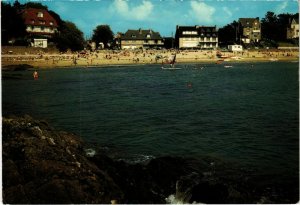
2,115,298,204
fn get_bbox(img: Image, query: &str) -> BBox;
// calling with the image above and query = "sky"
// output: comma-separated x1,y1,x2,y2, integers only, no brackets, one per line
5,0,299,38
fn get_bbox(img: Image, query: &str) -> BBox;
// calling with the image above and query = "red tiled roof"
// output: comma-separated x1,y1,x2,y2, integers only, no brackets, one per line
22,8,58,28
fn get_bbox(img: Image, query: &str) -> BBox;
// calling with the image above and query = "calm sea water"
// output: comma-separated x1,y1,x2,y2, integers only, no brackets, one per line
2,62,299,183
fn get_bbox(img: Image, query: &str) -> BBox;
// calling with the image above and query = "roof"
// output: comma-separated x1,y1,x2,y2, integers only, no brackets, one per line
175,25,218,38
239,18,260,28
121,29,163,40
22,8,58,28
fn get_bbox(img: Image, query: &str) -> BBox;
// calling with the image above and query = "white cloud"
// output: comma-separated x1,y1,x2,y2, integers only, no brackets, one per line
222,6,232,17
189,1,216,24
275,1,288,13
112,0,153,21
53,2,69,14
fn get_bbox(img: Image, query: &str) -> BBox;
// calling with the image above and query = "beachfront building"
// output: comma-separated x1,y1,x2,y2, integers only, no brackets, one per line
120,29,164,49
175,25,218,49
238,18,261,43
228,45,243,52
287,17,299,39
22,8,58,48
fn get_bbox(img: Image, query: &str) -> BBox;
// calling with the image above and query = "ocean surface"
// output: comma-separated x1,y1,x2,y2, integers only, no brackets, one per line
2,62,299,201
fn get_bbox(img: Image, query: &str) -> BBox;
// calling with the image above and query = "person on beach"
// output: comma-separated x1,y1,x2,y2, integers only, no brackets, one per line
33,70,38,80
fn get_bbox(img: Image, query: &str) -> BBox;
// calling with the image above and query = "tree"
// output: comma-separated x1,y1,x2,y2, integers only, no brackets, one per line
261,11,299,42
24,2,48,10
13,0,23,12
48,10,64,29
1,2,26,45
54,21,84,52
218,21,239,46
261,11,280,41
92,25,114,48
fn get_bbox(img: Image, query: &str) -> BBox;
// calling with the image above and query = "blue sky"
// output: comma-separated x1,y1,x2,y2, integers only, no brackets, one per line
6,0,299,38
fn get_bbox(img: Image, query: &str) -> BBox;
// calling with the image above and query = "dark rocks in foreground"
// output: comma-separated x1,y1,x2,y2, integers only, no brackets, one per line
3,115,122,204
3,115,299,204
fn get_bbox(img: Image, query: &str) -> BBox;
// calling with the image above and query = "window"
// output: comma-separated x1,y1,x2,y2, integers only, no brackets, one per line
37,12,43,18
146,34,151,38
182,31,197,35
50,21,53,26
39,20,45,25
31,19,35,24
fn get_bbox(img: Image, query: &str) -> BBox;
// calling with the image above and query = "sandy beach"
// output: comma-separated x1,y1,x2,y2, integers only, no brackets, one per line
2,46,299,69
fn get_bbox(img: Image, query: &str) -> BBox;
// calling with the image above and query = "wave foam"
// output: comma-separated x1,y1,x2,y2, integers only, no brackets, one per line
85,148,96,157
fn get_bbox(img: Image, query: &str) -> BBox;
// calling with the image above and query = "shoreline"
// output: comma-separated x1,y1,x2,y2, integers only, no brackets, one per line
2,48,299,69
2,57,299,70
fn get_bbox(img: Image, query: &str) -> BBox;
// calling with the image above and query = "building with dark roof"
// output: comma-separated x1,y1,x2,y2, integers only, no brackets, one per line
120,29,164,49
175,25,218,49
238,17,261,43
287,17,299,39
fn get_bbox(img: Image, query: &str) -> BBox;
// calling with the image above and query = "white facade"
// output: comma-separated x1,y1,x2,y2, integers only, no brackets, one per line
179,37,218,48
26,26,56,34
287,19,299,39
228,45,243,52
33,39,47,48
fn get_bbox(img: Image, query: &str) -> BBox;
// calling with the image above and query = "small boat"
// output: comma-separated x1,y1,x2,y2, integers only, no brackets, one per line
224,65,233,68
162,54,181,70
161,66,182,70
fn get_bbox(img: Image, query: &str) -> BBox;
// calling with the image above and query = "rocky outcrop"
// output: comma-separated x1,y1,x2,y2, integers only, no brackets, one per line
3,115,298,204
3,115,122,204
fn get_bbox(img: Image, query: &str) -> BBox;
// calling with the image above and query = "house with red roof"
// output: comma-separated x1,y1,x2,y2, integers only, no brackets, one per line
22,8,58,47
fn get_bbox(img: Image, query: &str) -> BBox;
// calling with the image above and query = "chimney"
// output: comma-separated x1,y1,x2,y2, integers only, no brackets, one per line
139,28,142,34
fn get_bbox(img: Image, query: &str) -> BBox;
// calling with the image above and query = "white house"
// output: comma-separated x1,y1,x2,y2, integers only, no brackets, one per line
228,45,243,52
33,39,48,48
175,25,218,49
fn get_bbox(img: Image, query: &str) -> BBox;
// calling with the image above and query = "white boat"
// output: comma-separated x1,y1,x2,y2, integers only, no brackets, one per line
161,66,182,70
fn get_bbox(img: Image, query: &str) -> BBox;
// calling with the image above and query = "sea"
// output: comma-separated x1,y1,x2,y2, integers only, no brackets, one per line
2,61,299,202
